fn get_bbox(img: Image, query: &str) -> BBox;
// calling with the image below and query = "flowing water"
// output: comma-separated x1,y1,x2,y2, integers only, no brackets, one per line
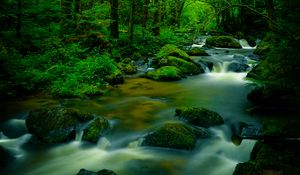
0,43,260,175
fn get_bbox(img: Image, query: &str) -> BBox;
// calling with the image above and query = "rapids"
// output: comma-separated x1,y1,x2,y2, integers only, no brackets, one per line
0,43,260,175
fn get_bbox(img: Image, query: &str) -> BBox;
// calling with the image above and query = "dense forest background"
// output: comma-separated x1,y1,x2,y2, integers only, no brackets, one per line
0,0,299,103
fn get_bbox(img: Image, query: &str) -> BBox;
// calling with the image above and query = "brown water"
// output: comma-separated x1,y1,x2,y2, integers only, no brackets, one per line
0,47,259,175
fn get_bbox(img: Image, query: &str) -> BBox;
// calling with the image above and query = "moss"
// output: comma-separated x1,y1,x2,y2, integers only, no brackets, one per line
142,122,207,150
145,66,184,81
104,70,124,85
82,117,110,143
26,106,94,143
233,141,300,175
175,107,224,127
186,47,209,56
117,62,137,75
205,36,242,48
156,44,190,61
159,56,203,75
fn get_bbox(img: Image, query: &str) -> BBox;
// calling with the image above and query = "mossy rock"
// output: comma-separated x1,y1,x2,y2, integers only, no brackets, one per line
104,70,124,85
159,56,204,75
118,58,138,75
186,47,209,56
26,106,95,143
175,107,224,127
144,66,184,81
233,141,300,175
227,62,250,72
82,117,110,143
76,168,117,175
142,122,208,150
205,36,242,48
156,44,190,61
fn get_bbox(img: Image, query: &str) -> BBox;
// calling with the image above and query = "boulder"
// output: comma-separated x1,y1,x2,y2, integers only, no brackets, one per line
175,107,224,128
26,106,95,143
227,62,250,72
144,66,184,81
76,169,116,175
186,47,209,56
142,122,208,150
118,58,137,75
156,44,190,61
82,117,110,143
158,56,204,75
205,36,242,48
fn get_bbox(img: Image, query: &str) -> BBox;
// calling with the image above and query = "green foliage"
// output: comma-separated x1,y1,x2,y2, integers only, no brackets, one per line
159,56,202,75
156,44,190,60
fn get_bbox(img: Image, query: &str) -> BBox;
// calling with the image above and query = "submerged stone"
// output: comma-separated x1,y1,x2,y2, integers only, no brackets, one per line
76,169,116,175
175,107,224,127
205,36,242,48
227,62,250,72
142,122,208,150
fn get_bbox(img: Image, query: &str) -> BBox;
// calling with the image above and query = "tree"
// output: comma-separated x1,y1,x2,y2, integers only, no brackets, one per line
128,0,136,41
142,0,149,36
152,0,160,36
110,0,119,38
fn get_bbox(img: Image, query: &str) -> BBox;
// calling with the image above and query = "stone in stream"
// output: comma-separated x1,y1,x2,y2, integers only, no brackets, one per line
175,107,224,128
26,106,110,143
227,62,250,72
144,66,185,81
76,168,117,175
205,36,242,48
82,117,110,143
156,44,190,61
142,122,208,150
186,47,210,56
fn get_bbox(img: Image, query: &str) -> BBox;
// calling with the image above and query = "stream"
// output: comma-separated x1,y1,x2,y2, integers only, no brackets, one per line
0,40,260,175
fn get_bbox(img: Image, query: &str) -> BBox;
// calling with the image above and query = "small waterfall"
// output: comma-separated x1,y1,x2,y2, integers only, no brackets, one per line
0,133,32,158
128,138,144,148
97,137,111,150
192,36,209,48
75,130,84,142
239,39,256,49
212,62,231,73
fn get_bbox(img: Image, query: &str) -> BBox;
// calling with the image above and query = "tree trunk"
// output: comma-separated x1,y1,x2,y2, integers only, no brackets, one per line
60,0,73,37
152,0,160,36
110,0,119,39
16,0,22,38
142,0,149,36
266,0,274,29
128,0,135,41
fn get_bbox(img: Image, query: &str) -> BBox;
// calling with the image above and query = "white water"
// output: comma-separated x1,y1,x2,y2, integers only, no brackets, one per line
0,45,259,175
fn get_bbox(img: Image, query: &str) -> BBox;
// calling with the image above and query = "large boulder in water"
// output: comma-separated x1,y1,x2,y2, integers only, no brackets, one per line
158,56,204,75
76,169,117,175
156,44,190,61
205,36,242,48
142,122,208,150
175,107,224,127
186,47,209,56
144,66,184,81
82,117,110,143
26,106,96,143
227,62,250,72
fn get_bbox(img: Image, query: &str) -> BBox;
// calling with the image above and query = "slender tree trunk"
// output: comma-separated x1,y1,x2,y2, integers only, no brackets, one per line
60,0,72,37
152,0,160,36
16,0,22,38
110,0,119,39
266,0,274,29
176,0,185,28
74,0,81,34
128,0,135,41
142,0,149,36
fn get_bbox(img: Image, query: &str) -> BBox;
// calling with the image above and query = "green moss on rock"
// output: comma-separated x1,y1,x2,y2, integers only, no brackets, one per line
142,122,208,150
156,44,190,61
205,36,242,48
118,58,137,75
159,56,203,75
175,107,224,127
186,47,209,56
145,66,184,81
82,117,110,143
26,106,95,143
104,70,124,85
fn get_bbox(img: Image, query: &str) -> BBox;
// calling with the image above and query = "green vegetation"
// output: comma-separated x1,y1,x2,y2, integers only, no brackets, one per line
186,47,209,56
156,44,190,61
